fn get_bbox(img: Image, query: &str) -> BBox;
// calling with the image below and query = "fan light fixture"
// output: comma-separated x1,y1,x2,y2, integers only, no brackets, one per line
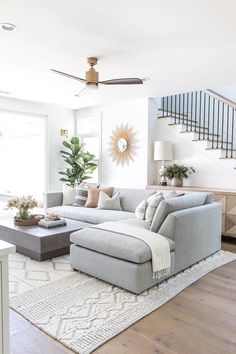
51,57,147,97
0,23,17,31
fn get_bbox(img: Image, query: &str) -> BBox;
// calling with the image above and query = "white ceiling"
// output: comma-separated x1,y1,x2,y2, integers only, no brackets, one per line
1,0,236,109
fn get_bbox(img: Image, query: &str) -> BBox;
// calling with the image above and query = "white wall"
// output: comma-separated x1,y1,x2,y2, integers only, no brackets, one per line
0,96,75,192
214,85,236,103
76,98,151,188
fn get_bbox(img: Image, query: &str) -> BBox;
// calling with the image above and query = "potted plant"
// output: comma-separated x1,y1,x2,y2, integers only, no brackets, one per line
6,195,43,226
162,163,195,187
59,136,97,188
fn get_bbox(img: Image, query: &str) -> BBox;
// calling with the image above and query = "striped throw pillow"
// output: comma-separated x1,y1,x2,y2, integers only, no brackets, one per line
73,186,88,207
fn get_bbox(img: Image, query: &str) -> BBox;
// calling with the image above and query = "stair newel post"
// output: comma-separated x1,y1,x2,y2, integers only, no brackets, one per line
174,95,177,123
231,108,234,158
212,97,215,148
182,93,185,129
208,95,211,142
161,97,164,115
199,91,202,140
217,100,220,149
221,103,225,149
178,94,181,123
191,92,193,131
203,92,206,140
186,92,189,131
226,105,230,158
195,91,198,132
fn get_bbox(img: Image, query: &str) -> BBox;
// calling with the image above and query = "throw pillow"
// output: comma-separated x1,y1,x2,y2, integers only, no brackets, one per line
85,187,114,208
145,193,164,226
164,190,185,199
97,191,122,211
135,200,148,220
73,185,88,207
62,185,75,206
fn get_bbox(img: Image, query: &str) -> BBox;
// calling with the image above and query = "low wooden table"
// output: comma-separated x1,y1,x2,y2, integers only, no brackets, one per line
0,218,90,261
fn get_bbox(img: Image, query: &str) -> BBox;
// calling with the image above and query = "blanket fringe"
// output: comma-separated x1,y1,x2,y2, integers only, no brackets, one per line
153,268,171,279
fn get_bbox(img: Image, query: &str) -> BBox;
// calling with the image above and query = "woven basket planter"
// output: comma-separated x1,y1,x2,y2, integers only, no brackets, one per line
14,215,44,226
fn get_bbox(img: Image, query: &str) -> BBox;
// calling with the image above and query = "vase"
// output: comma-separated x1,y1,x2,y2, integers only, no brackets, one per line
171,177,183,187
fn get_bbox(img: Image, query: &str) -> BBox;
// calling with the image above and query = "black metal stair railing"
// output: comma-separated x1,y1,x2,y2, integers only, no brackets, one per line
159,90,236,159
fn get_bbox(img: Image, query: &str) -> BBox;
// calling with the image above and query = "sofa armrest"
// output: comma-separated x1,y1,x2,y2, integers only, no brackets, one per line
159,202,222,272
45,192,63,208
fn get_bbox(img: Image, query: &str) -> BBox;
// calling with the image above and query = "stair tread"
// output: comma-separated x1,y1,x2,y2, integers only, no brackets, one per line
159,113,196,123
182,131,220,137
169,118,197,123
158,109,188,117
219,157,236,159
169,124,208,130
205,147,236,152
192,139,233,145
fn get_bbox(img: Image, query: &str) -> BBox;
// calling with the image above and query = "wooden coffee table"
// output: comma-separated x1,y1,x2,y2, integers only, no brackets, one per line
0,218,90,261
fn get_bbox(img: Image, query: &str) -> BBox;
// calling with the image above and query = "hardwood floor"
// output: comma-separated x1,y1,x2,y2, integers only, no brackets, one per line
10,240,236,354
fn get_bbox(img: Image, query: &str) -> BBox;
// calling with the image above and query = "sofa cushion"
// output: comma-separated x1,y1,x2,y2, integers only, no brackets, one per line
97,191,122,211
73,185,88,207
150,193,208,233
47,206,134,224
135,200,147,220
145,193,164,226
62,185,75,206
70,218,175,264
114,188,156,212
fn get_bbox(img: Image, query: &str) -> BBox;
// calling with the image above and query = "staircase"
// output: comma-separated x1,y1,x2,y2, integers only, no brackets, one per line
158,89,236,167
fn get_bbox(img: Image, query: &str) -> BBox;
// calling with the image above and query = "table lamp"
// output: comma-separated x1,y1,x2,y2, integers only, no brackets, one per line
154,141,173,185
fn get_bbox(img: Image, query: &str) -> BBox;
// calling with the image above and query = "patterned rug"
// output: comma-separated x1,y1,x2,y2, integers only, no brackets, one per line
9,251,236,354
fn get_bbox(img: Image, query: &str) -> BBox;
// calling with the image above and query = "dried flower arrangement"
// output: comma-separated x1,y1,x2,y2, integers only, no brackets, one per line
7,195,38,221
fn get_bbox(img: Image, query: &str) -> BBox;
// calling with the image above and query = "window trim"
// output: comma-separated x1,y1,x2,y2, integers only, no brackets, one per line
76,114,102,184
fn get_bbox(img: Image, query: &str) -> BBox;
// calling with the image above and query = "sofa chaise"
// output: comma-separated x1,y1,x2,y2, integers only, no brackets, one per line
46,188,221,294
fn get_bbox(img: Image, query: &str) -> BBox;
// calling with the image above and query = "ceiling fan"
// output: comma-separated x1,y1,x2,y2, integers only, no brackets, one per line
51,57,145,96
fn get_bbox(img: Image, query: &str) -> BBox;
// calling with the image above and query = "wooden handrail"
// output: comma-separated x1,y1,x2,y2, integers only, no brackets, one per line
203,89,236,110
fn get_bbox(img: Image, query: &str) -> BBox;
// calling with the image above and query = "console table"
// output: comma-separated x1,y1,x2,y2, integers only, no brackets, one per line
146,185,236,238
0,240,16,354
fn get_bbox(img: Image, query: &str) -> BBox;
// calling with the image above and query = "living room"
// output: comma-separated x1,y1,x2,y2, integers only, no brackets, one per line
0,1,236,354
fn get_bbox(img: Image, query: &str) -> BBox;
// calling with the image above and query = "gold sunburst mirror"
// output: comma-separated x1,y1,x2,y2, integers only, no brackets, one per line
108,123,138,166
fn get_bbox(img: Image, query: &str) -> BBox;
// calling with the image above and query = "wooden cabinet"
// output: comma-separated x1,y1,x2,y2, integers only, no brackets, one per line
0,241,15,354
146,185,236,238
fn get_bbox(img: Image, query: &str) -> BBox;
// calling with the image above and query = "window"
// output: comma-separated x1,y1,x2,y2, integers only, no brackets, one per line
0,110,46,201
76,115,101,184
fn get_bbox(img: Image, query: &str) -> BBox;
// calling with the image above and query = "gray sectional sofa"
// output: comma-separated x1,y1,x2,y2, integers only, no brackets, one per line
46,188,222,293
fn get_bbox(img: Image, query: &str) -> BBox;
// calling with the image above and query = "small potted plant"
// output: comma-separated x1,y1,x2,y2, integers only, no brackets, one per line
162,163,195,187
6,195,43,226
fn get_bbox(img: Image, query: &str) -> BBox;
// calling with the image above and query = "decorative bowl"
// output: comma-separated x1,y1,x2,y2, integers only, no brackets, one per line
14,214,44,226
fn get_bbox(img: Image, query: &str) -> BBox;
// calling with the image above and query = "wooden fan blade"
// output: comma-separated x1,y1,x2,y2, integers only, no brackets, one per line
50,69,86,83
99,78,143,85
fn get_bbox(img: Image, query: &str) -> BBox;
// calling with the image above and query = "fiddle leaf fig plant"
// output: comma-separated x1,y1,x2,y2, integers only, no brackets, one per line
59,136,97,188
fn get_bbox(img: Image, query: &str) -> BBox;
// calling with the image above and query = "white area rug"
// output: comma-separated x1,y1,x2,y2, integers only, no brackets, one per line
9,251,236,354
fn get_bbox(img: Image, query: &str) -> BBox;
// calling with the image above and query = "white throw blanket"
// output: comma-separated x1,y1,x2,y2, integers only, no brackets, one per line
90,221,171,279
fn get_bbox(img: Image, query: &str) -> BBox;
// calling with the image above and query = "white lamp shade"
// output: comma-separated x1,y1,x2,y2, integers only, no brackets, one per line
154,141,173,161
